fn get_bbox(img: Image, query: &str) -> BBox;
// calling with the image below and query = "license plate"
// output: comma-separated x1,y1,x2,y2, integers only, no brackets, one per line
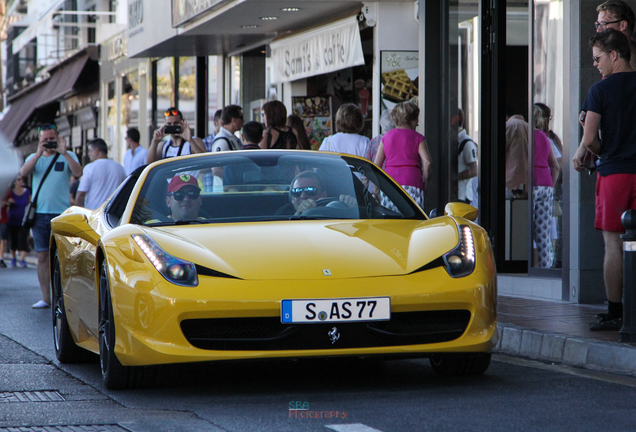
281,297,390,323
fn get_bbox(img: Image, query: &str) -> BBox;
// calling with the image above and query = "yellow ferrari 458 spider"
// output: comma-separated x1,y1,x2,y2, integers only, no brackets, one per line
50,150,497,389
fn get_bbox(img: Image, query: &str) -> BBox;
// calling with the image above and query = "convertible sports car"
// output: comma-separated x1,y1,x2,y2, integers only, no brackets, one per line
50,150,497,389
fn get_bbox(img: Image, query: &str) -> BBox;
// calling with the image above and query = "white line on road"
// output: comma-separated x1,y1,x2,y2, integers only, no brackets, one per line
326,424,384,432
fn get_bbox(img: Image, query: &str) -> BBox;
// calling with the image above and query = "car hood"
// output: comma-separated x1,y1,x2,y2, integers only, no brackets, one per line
143,218,459,280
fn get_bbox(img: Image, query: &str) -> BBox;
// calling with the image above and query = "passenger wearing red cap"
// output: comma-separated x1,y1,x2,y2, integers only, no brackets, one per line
166,174,202,221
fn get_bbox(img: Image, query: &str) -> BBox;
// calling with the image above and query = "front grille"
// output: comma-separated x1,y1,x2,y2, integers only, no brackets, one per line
181,310,471,351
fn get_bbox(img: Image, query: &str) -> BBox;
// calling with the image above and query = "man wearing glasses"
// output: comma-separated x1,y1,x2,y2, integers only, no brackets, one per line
209,105,245,152
283,171,356,216
21,124,83,309
596,0,636,69
573,29,636,331
165,174,203,222
147,107,206,164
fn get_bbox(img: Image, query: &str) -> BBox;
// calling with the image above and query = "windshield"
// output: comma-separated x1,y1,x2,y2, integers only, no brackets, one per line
130,151,426,226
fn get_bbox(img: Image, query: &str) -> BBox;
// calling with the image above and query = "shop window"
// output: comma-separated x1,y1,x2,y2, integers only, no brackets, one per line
208,56,220,136
155,57,175,124
531,0,564,271
106,81,117,158
122,72,140,158
230,56,242,106
178,57,196,133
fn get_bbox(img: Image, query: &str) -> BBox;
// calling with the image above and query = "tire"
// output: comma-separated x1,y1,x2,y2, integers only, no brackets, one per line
52,251,94,363
98,260,155,389
429,353,492,376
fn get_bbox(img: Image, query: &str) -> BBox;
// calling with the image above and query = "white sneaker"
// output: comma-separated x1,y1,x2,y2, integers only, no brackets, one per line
32,300,50,309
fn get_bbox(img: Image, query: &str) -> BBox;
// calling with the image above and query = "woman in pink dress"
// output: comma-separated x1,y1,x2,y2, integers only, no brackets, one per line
374,102,432,209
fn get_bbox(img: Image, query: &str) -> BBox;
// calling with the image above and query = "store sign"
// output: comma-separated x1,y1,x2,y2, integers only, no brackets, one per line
128,0,144,37
270,17,365,84
171,0,223,27
108,34,128,62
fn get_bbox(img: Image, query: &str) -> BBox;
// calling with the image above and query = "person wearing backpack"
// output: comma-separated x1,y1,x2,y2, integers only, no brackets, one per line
210,105,244,152
456,109,478,204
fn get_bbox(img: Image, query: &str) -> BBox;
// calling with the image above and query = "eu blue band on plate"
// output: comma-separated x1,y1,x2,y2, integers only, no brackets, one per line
281,300,292,323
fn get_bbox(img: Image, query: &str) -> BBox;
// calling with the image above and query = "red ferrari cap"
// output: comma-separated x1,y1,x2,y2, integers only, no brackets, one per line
167,174,200,193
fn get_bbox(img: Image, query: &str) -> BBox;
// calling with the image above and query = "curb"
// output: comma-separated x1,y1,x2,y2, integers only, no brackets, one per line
494,323,636,376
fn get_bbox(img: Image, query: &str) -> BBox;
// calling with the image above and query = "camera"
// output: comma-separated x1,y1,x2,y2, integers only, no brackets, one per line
43,140,58,149
164,125,182,134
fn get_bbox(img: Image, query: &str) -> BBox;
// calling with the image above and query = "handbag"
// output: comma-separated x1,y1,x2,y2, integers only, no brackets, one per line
22,154,60,229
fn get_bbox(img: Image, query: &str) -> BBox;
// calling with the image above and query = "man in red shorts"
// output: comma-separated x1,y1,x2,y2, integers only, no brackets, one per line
573,29,636,330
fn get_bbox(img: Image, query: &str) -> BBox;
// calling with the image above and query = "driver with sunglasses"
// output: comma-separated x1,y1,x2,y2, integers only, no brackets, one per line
147,108,206,164
284,171,356,216
165,174,203,222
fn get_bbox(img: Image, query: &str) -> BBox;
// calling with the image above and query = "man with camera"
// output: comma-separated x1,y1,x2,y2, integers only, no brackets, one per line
146,107,206,164
21,124,83,309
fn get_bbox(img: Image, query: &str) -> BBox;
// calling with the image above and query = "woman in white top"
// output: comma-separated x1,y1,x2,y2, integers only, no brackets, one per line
319,103,370,159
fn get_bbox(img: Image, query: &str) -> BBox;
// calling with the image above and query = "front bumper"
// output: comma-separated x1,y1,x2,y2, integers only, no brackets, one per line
109,265,497,366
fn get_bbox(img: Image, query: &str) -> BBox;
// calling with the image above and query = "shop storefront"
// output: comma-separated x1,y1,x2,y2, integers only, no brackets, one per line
100,31,151,164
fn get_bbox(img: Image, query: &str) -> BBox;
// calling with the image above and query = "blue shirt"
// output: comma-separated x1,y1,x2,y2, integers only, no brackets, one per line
26,152,79,214
581,71,636,176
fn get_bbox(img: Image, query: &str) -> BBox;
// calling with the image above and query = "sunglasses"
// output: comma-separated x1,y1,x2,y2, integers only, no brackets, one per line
594,19,623,29
291,186,319,198
38,124,57,131
592,53,607,63
164,109,180,117
169,189,200,201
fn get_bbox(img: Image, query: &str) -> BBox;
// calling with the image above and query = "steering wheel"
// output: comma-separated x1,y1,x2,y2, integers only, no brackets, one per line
315,197,339,206
316,197,354,209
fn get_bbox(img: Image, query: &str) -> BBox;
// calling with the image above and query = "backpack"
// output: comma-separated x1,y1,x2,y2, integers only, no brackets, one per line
458,138,477,158
211,136,238,152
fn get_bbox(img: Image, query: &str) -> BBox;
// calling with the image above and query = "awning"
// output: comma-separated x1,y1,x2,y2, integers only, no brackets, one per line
0,47,98,144
269,16,365,84
0,82,48,143
38,52,91,107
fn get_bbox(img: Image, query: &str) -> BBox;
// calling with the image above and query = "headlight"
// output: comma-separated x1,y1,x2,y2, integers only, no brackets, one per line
132,234,199,287
442,225,475,278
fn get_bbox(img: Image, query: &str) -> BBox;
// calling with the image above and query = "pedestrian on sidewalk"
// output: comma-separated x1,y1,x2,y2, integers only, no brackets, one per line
20,124,83,309
374,102,431,209
5,174,31,267
0,186,9,268
573,29,636,330
123,128,147,175
76,138,126,210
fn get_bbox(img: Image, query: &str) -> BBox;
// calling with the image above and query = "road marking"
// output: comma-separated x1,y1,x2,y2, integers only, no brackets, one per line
326,424,384,432
494,354,636,388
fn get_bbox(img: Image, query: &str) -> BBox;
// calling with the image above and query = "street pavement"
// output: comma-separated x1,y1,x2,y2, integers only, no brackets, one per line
2,259,636,431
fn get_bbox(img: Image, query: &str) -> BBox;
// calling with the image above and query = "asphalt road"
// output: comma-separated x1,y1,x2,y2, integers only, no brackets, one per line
1,265,636,432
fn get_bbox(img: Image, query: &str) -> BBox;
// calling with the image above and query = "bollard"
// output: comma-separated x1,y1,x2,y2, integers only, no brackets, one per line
620,210,636,342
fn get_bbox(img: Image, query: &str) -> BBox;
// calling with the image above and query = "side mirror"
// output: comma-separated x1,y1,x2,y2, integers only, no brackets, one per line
51,213,100,245
444,202,479,221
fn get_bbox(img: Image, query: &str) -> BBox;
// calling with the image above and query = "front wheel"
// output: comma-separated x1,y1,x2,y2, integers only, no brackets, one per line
99,260,154,389
52,251,94,363
429,353,492,376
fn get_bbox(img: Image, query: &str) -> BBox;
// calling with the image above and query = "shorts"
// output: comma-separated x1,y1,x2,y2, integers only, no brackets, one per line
32,213,58,252
0,222,8,241
595,173,636,232
8,224,28,251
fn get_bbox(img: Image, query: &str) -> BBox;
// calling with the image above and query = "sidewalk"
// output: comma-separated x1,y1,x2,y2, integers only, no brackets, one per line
495,295,636,376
